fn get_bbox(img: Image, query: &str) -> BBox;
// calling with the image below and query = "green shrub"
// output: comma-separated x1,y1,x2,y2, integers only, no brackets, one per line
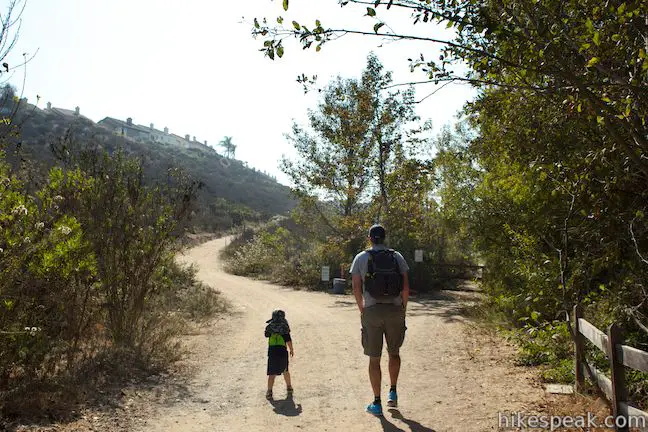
540,358,574,384
154,260,228,323
59,149,200,349
1,144,225,412
223,219,347,289
0,160,100,387
510,321,573,378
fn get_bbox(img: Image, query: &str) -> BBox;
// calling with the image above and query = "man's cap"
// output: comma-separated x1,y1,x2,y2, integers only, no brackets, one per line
368,224,386,240
266,309,285,323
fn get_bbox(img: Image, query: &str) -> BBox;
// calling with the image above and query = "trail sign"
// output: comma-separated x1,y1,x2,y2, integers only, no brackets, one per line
414,249,424,262
321,266,330,281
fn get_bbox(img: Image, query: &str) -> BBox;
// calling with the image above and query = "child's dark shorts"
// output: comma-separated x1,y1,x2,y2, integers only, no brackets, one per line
267,347,289,376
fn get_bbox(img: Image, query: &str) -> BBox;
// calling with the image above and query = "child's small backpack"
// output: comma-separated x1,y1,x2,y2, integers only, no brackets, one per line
264,309,290,346
268,333,286,347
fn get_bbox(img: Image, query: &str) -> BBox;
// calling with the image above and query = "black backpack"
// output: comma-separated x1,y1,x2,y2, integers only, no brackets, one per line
364,249,403,300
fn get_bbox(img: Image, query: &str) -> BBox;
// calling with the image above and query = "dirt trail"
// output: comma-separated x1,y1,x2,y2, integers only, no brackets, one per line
135,237,544,432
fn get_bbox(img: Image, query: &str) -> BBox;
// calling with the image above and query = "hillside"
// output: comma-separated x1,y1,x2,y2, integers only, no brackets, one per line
0,96,295,230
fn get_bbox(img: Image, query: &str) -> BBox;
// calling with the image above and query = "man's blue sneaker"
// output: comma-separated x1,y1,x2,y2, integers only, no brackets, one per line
366,402,383,416
387,390,398,407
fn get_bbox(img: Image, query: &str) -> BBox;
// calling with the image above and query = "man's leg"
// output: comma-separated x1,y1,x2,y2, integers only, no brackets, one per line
388,353,401,386
283,370,292,388
362,306,385,415
385,305,406,407
368,357,381,397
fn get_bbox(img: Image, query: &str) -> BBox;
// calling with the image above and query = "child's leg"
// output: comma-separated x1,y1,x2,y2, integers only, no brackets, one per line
283,370,292,389
267,375,276,391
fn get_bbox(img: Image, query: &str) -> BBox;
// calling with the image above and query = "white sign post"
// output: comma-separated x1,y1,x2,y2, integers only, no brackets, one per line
414,249,424,262
321,266,330,282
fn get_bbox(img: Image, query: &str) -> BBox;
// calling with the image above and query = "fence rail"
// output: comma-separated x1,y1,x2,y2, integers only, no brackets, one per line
573,305,648,432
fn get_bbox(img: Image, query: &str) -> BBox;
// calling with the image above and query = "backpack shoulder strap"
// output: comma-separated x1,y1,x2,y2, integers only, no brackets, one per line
365,249,375,274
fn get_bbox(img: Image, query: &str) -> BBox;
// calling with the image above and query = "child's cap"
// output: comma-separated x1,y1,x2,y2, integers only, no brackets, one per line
266,309,285,323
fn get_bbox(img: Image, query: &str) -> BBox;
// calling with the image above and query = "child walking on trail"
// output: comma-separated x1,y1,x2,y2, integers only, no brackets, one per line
264,309,294,400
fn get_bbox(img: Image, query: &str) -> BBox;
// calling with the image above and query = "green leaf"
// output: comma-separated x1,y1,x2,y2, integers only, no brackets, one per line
618,3,626,14
531,311,540,321
316,44,321,52
593,31,600,46
611,34,621,42
292,20,301,30
283,0,289,11
585,19,594,32
277,16,284,24
367,7,376,17
277,45,284,58
586,57,600,67
315,19,321,28
374,23,384,33
254,18,260,29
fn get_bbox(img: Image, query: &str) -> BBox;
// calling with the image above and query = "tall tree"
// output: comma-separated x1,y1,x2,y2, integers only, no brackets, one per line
281,54,418,253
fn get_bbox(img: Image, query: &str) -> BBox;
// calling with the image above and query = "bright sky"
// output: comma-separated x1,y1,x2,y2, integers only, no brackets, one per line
7,0,476,185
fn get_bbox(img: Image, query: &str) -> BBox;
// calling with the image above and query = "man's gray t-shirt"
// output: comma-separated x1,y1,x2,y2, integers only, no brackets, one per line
349,244,409,307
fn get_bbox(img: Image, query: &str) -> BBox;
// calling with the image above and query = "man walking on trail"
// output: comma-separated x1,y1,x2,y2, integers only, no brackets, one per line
350,224,410,416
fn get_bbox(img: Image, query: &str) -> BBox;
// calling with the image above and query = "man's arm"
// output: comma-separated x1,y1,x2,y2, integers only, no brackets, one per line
394,251,410,310
352,273,364,314
401,272,410,310
286,340,294,357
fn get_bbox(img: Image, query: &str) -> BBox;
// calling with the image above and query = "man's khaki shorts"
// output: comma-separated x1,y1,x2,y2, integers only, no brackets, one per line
361,303,407,357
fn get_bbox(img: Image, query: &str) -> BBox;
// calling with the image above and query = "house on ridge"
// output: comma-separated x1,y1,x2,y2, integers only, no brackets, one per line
45,102,90,121
97,116,215,153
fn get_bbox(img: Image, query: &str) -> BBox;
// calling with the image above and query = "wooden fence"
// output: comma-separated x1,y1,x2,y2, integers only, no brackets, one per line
573,305,648,431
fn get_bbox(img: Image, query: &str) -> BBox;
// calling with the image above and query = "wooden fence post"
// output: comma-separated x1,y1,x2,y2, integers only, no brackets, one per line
573,305,584,393
608,323,628,432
